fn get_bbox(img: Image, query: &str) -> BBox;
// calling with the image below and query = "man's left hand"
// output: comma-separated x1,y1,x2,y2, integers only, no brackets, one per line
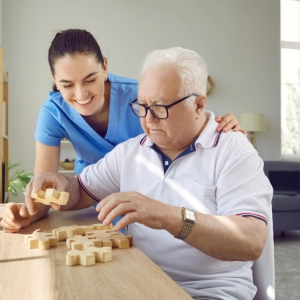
96,191,171,231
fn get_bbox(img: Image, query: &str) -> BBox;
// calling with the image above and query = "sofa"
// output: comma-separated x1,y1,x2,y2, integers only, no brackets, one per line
263,160,300,232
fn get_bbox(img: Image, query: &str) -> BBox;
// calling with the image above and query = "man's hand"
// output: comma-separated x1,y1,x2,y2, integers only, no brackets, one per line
0,203,32,233
96,191,172,231
215,113,247,136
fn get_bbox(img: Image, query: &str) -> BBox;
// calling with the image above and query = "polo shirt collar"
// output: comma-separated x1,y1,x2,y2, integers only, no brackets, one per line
139,110,221,149
195,110,222,148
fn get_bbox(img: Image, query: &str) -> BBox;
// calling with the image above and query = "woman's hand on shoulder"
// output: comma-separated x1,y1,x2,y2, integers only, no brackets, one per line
215,113,247,136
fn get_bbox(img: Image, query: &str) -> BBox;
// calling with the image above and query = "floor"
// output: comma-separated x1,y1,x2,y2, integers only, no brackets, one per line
274,230,300,300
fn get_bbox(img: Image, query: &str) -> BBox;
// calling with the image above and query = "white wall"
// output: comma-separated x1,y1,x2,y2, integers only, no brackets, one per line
2,0,280,201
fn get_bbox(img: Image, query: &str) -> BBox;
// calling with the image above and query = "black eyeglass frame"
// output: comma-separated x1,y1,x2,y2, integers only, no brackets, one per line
129,93,199,120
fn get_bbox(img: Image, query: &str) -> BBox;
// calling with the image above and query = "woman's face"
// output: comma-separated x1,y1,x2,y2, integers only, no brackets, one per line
51,54,108,116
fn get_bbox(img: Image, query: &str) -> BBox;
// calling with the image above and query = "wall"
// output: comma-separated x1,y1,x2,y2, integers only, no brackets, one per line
2,0,280,201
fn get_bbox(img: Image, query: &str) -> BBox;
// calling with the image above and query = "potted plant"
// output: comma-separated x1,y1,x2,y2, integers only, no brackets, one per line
8,162,33,196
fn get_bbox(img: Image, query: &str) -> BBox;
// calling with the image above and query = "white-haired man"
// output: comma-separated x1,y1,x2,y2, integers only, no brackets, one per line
1,47,272,300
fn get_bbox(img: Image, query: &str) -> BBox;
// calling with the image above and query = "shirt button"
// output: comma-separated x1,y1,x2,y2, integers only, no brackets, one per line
165,161,169,166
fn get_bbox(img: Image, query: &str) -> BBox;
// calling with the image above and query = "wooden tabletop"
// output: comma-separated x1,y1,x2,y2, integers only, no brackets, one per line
0,206,192,300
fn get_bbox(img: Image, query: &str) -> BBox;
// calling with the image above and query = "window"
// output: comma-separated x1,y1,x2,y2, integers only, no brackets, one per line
281,0,300,155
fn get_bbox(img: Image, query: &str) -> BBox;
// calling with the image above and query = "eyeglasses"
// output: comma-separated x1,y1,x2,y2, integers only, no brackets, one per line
129,93,199,120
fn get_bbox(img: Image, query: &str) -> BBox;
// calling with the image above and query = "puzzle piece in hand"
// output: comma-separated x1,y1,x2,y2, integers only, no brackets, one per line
52,223,113,241
66,235,113,250
31,188,69,206
66,246,112,266
24,229,58,250
85,230,133,249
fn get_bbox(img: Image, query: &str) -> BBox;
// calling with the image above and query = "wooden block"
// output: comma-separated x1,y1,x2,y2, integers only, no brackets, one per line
66,235,112,250
66,247,112,266
24,229,58,250
90,223,113,230
125,235,133,246
52,225,79,241
66,249,96,266
31,188,69,206
52,223,112,241
86,230,131,249
85,246,112,263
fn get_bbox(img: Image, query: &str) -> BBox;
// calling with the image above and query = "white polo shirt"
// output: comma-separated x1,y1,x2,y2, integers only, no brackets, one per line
79,111,272,300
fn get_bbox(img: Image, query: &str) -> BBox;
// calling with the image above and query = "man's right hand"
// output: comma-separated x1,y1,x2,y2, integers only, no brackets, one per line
0,203,32,233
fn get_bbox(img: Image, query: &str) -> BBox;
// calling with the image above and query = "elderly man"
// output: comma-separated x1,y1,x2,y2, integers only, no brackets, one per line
1,47,272,300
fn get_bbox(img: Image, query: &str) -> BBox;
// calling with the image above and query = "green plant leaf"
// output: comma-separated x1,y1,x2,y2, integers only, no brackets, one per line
8,163,34,196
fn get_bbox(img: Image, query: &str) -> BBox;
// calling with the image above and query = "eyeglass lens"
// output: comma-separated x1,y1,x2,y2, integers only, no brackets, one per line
131,103,167,119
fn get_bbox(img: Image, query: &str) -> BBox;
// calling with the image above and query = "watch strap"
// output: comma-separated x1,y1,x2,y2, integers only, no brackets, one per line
175,220,195,240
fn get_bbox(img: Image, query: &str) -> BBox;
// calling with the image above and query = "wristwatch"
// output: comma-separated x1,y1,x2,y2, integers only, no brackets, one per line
175,207,196,240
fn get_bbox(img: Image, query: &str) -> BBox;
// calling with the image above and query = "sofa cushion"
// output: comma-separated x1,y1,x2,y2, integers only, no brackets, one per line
272,194,300,211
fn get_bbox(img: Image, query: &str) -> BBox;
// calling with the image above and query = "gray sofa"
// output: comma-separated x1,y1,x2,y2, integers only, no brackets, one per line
263,160,300,232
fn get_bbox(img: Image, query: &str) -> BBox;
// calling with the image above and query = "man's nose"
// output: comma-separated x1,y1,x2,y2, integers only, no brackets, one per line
74,85,88,101
145,108,158,122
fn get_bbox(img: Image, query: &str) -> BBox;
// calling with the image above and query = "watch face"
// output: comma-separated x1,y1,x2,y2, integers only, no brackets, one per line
185,209,196,222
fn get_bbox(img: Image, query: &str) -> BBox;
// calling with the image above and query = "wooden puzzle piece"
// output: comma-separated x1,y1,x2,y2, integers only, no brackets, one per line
24,229,58,250
66,235,112,250
66,246,112,266
85,230,132,249
52,223,113,241
31,188,69,206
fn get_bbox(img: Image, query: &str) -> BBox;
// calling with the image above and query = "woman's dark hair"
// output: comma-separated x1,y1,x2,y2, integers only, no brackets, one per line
48,29,104,91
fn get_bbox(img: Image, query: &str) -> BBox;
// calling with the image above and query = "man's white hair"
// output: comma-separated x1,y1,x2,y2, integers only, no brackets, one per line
141,47,208,105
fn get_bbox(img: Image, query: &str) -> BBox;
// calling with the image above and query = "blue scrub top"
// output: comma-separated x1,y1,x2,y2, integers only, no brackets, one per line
34,73,143,174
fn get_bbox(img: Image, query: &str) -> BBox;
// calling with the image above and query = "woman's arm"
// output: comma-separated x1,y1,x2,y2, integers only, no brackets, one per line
30,141,61,223
34,141,60,173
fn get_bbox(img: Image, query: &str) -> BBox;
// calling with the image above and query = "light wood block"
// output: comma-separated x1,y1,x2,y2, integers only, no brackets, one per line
85,230,132,249
52,223,113,241
66,246,112,266
24,229,58,250
31,188,69,206
66,249,95,266
66,235,112,250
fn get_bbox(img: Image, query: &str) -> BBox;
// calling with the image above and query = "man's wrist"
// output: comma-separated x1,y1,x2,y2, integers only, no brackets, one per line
175,207,196,240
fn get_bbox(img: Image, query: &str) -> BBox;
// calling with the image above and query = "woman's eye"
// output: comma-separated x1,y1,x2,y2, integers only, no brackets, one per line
63,85,73,88
86,79,96,83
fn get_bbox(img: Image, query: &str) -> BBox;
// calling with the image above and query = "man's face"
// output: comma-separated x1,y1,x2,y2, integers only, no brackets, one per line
138,66,205,156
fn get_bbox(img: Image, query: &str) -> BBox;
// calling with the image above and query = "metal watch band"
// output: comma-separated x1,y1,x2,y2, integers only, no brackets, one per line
175,220,195,240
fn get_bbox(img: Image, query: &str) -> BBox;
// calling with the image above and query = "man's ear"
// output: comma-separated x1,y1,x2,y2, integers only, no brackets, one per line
195,96,206,114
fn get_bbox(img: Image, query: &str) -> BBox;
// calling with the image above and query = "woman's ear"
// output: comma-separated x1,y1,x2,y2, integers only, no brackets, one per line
49,70,59,91
103,58,109,79
49,70,55,80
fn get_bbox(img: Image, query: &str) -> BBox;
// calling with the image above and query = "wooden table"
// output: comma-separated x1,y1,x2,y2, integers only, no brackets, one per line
0,206,192,300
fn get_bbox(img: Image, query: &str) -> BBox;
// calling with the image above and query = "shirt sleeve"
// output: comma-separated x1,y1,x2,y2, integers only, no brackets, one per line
78,144,122,202
215,133,273,224
34,102,67,146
